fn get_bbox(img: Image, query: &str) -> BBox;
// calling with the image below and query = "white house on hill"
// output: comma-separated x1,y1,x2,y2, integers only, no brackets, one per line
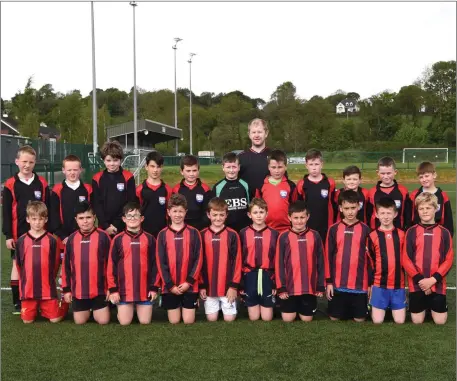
336,98,360,114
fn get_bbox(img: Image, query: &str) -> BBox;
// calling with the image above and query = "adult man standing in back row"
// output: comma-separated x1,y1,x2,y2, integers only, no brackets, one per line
238,118,272,192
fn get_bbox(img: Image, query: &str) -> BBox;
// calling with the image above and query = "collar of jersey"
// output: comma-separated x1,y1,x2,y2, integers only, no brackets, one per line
27,231,48,241
168,225,187,234
263,175,287,184
304,173,328,183
376,180,398,189
288,227,309,236
125,229,143,238
340,220,361,228
79,227,97,238
418,223,438,230
145,179,164,191
181,178,201,190
15,172,37,182
249,146,269,154
208,226,226,235
249,225,269,233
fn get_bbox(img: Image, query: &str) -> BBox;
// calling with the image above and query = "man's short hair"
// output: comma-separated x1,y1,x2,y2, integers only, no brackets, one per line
207,197,228,213
123,201,142,216
62,154,82,168
305,149,323,162
168,193,188,210
288,200,309,216
248,198,268,213
222,152,239,165
248,118,269,133
180,154,199,170
74,201,95,216
377,156,396,170
375,197,397,212
100,141,124,160
416,161,436,175
26,201,48,218
338,189,359,206
145,151,164,166
268,149,287,164
415,192,438,209
343,165,361,178
16,145,36,159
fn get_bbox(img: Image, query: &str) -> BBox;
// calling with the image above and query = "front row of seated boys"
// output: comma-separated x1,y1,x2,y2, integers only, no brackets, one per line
15,187,453,326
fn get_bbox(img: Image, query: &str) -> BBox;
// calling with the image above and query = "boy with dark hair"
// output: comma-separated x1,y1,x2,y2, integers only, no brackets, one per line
108,201,159,325
92,140,137,237
256,149,298,232
172,154,211,231
199,197,242,322
334,165,369,224
239,198,279,321
62,202,111,325
15,201,65,323
276,201,325,322
410,161,453,236
367,197,406,324
403,192,454,325
213,152,254,232
367,156,411,230
156,194,203,324
296,148,337,242
325,190,371,322
2,145,50,313
136,151,172,237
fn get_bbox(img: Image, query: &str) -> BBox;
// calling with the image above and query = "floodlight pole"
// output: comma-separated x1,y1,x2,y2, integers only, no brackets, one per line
188,53,196,155
173,38,183,155
91,2,98,155
130,1,138,153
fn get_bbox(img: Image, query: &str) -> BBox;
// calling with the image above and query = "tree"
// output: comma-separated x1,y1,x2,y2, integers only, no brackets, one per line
346,92,361,101
395,85,424,125
270,82,297,105
394,122,428,145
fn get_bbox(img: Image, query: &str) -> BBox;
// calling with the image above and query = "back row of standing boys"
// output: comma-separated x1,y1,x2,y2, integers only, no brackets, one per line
3,118,453,326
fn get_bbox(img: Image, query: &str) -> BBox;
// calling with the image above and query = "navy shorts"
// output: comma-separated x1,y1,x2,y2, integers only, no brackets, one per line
370,286,406,311
328,290,368,320
409,292,448,314
242,270,275,308
72,296,108,312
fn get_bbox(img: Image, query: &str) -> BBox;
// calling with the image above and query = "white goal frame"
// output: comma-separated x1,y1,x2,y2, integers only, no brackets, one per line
402,148,449,163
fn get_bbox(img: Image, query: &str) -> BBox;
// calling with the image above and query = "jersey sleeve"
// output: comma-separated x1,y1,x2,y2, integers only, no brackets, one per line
228,232,242,289
324,225,337,285
147,235,160,292
367,235,376,286
92,176,109,230
442,194,454,237
432,230,454,283
186,229,203,285
275,233,287,294
126,175,137,202
2,185,13,240
107,236,120,293
49,189,66,239
315,233,325,292
155,231,175,291
402,229,424,284
61,236,73,293
402,192,412,230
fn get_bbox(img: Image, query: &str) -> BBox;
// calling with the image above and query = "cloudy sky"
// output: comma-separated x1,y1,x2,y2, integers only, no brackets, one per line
1,2,455,102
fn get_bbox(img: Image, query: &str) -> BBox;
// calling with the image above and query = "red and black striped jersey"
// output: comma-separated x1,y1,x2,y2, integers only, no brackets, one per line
156,225,203,293
410,187,454,237
2,173,50,241
92,168,137,232
403,224,454,295
255,176,298,232
296,174,337,241
107,230,159,302
367,181,411,230
334,187,370,224
172,179,211,231
15,232,60,300
368,228,405,289
275,228,325,296
200,227,242,297
325,221,371,292
62,228,111,299
136,180,172,237
49,181,93,242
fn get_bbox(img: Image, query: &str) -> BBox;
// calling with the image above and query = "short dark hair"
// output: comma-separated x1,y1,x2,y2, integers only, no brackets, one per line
222,152,238,164
343,165,361,179
305,149,323,162
248,198,268,213
62,154,82,168
377,156,396,170
74,201,94,216
123,201,141,216
288,200,309,216
168,193,188,210
416,161,435,175
145,151,164,166
100,141,124,160
207,197,228,213
268,149,287,164
180,154,199,170
338,189,359,205
375,197,397,212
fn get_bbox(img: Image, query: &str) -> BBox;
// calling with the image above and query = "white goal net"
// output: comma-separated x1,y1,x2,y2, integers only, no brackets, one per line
402,148,449,164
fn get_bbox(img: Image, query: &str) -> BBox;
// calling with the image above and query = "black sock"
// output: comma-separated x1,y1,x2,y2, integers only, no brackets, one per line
10,280,19,306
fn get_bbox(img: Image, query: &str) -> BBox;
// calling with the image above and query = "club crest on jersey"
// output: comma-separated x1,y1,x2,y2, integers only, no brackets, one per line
34,191,41,199
117,183,125,191
394,200,401,209
196,194,204,203
321,189,328,198
79,196,86,202
437,204,441,212
387,233,392,239
359,201,364,210
280,190,288,199
158,197,166,205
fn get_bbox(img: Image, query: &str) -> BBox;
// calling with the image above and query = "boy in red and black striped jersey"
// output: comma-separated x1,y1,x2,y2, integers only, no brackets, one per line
240,198,280,321
92,141,137,238
199,198,242,321
334,166,370,224
108,202,159,325
297,149,337,242
2,145,50,313
325,190,371,322
276,201,325,322
15,202,65,323
156,194,203,324
62,202,111,325
172,155,211,231
136,151,172,237
403,193,454,325
367,156,412,230
367,198,406,324
410,161,454,236
256,150,298,232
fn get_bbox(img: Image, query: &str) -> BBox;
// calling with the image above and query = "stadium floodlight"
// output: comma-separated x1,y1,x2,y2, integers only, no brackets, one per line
402,148,449,164
91,2,97,155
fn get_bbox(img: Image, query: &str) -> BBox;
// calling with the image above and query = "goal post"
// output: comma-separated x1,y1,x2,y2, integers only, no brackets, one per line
402,148,449,164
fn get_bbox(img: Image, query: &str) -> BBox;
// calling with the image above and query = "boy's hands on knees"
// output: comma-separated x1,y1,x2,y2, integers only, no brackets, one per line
424,288,432,295
418,277,437,291
316,292,323,298
109,292,120,304
326,284,334,301
279,292,289,300
199,289,207,300
105,291,110,301
226,288,237,304
63,293,72,304
6,239,15,250
148,291,158,301
177,282,190,293
367,286,372,300
272,289,277,296
170,286,182,295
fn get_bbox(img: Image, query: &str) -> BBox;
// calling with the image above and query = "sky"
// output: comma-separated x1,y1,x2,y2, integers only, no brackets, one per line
1,2,456,102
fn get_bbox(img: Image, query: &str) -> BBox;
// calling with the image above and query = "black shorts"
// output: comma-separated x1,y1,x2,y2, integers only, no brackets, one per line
409,292,448,314
161,293,199,310
72,296,108,312
328,290,368,319
279,294,317,316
